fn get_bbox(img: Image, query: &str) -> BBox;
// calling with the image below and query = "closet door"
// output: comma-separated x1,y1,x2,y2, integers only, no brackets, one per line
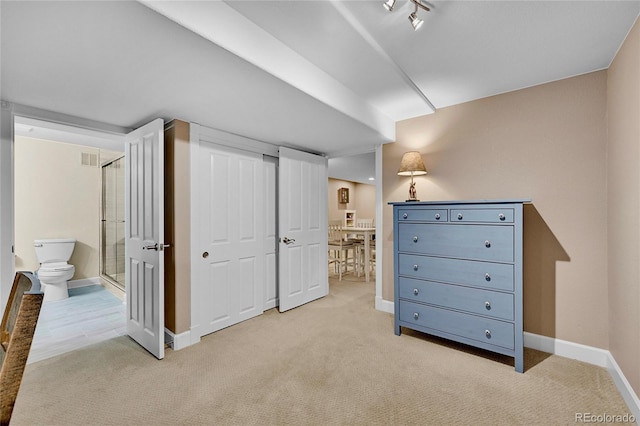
278,147,328,312
196,143,264,335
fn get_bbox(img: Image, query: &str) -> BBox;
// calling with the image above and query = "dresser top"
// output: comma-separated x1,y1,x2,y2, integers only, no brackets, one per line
388,199,531,206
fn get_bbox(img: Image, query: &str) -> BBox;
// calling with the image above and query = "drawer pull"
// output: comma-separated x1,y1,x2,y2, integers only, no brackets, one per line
485,240,491,248
499,213,505,221
435,213,441,220
413,288,419,296
413,264,419,271
414,312,419,320
457,213,463,220
413,236,418,243
485,329,492,338
485,273,491,281
485,301,491,310
403,213,408,219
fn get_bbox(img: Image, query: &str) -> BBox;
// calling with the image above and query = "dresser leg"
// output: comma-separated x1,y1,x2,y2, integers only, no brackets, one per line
394,325,401,336
515,353,524,373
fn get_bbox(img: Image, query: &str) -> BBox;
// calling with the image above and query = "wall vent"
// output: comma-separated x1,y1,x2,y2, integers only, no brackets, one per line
81,152,98,167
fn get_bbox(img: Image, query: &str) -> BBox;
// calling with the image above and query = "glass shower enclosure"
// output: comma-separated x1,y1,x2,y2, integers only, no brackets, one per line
101,156,125,290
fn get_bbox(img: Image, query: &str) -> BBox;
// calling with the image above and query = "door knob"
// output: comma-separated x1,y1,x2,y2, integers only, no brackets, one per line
202,251,209,258
143,243,171,251
281,237,296,245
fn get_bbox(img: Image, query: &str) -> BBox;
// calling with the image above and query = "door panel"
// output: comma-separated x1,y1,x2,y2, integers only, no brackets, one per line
263,156,278,310
278,147,328,312
125,118,165,359
198,143,264,335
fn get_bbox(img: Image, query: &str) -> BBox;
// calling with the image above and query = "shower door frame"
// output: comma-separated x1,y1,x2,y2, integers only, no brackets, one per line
100,154,126,292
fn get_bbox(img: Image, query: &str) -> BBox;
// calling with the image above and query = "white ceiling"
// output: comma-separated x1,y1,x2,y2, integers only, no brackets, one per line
2,1,638,163
328,151,377,185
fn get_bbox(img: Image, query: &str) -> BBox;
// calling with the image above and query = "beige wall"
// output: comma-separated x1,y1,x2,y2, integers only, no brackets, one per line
354,183,376,223
164,120,191,334
328,178,375,224
383,70,609,349
607,18,640,396
14,137,120,281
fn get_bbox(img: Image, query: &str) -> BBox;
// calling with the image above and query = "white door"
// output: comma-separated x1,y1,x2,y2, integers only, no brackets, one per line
197,143,264,335
278,147,328,312
125,118,165,359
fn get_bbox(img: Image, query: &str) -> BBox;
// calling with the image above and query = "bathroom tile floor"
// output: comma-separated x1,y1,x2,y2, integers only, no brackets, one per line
28,285,127,364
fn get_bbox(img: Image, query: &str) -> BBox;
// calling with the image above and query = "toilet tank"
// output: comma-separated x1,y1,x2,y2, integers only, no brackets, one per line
34,239,76,263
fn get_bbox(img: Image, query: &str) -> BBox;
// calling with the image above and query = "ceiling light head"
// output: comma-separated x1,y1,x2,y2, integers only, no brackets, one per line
383,0,396,12
408,11,424,31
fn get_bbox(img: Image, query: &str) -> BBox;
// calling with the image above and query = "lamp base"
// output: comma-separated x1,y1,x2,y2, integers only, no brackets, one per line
405,198,420,202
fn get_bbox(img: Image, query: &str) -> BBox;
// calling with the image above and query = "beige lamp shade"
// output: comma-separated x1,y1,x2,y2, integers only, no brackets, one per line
397,151,427,176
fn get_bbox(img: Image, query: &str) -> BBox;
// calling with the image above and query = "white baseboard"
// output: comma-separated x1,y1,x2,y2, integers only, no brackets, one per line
375,296,394,314
164,329,194,351
524,332,639,420
607,351,640,421
523,332,610,367
68,277,101,289
374,308,639,418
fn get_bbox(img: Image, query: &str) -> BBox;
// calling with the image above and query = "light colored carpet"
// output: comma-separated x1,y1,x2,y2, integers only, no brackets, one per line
11,274,631,425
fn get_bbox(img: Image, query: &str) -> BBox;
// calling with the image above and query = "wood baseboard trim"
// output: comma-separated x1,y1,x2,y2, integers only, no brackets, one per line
374,306,639,417
164,329,193,351
525,332,639,420
375,296,394,314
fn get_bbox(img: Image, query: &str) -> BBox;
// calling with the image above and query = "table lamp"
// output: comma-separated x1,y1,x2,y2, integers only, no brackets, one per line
397,151,427,201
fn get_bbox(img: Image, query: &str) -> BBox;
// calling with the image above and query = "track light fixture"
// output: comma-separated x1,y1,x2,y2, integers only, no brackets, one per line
383,0,396,12
383,0,430,31
408,7,424,30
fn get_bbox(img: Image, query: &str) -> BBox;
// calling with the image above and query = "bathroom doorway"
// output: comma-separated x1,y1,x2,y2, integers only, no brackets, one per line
11,115,127,362
100,156,125,291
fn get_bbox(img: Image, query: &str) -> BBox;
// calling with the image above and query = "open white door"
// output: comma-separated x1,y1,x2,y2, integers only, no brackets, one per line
125,118,165,359
278,147,328,312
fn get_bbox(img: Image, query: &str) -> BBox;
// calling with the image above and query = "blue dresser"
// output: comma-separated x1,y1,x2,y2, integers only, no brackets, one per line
390,200,529,372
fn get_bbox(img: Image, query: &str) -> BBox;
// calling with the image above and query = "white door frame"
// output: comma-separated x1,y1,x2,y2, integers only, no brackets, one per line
0,101,127,311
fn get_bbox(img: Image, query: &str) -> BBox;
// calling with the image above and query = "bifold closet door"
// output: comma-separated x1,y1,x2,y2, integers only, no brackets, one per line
196,143,265,336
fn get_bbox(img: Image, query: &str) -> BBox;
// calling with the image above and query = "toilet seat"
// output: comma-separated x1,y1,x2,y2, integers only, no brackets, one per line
39,262,74,273
37,263,75,301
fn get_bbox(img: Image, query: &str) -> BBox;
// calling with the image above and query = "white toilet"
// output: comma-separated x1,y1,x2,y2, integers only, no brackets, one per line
34,238,76,302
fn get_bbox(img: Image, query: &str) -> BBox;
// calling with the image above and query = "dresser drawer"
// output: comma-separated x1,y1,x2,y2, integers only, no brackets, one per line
398,208,448,223
451,208,513,223
399,300,515,350
398,223,514,262
399,277,514,320
398,254,514,291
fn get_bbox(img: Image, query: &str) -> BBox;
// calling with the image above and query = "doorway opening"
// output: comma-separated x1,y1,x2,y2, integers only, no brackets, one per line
13,115,126,361
327,151,377,283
